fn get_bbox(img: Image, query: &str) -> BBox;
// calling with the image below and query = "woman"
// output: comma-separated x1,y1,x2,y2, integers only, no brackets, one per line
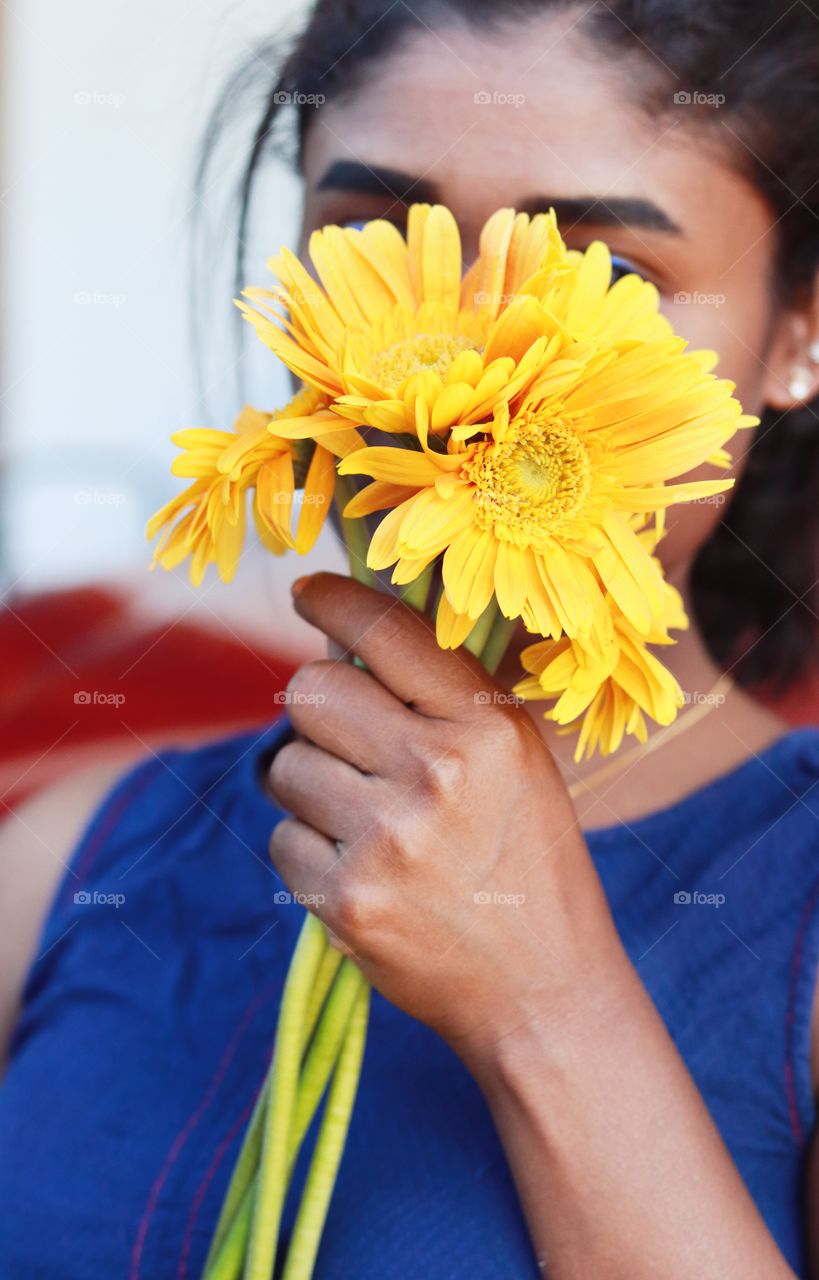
2,1,819,1276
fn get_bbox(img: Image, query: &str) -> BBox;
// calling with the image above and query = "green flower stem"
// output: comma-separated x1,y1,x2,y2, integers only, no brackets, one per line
244,912,328,1280
204,942,342,1276
333,474,378,588
301,945,344,1053
202,1078,269,1276
287,959,366,1173
479,610,519,676
204,953,363,1280
462,599,500,659
281,988,371,1280
204,1183,254,1280
398,563,434,613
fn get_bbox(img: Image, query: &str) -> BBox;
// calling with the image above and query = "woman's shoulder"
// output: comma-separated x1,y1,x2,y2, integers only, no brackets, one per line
48,718,290,895
710,723,819,856
705,722,819,842
0,760,130,1063
0,720,291,1063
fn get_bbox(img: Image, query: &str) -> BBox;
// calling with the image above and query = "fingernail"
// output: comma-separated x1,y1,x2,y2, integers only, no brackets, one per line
291,575,310,598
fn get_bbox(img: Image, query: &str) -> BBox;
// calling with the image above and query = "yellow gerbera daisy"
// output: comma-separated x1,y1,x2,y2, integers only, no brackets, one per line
514,576,688,759
147,388,355,585
238,205,615,443
337,326,746,643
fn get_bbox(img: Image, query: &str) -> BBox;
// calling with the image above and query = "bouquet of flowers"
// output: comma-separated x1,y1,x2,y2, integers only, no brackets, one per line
149,204,753,1278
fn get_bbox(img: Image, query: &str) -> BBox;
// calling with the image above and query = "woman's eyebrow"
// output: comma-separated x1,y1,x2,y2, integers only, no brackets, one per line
313,167,680,235
316,160,439,204
520,195,681,234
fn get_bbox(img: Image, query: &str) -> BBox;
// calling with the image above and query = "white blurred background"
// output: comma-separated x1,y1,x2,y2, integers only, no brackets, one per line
0,0,342,646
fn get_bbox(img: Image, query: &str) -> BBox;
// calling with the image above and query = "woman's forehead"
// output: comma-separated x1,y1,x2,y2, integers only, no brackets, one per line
302,19,655,209
301,19,773,269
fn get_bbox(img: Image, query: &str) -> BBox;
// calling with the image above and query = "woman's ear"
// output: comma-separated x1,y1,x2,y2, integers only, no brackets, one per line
762,280,819,410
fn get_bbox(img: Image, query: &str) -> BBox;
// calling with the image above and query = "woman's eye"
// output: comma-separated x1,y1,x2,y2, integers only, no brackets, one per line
610,253,645,284
338,224,645,282
338,214,408,236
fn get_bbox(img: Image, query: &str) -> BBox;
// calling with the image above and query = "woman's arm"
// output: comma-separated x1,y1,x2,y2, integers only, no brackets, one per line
0,764,122,1068
465,953,794,1279
270,573,797,1280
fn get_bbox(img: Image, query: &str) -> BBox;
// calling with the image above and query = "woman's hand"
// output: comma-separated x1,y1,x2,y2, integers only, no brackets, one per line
267,571,623,1065
269,572,798,1279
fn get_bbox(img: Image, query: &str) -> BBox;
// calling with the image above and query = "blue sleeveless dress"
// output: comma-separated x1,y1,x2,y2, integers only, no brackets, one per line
2,716,819,1279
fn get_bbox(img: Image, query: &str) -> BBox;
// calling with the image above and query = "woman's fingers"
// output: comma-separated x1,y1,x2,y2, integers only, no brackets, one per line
290,572,491,719
268,739,372,840
269,814,381,955
269,816,337,910
285,659,419,777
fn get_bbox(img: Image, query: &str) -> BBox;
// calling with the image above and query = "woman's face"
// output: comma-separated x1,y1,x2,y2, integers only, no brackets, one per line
299,12,800,575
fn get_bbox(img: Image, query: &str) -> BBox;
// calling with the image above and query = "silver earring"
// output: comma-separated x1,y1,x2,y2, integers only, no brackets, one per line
789,367,813,401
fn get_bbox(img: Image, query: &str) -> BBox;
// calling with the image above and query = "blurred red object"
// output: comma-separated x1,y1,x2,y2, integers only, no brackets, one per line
0,585,298,810
1,584,817,813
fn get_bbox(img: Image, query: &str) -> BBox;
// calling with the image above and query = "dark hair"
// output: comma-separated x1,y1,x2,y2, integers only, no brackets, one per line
198,0,819,691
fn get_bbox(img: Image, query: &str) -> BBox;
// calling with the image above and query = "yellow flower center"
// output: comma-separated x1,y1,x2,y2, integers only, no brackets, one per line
368,333,479,393
465,419,592,544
